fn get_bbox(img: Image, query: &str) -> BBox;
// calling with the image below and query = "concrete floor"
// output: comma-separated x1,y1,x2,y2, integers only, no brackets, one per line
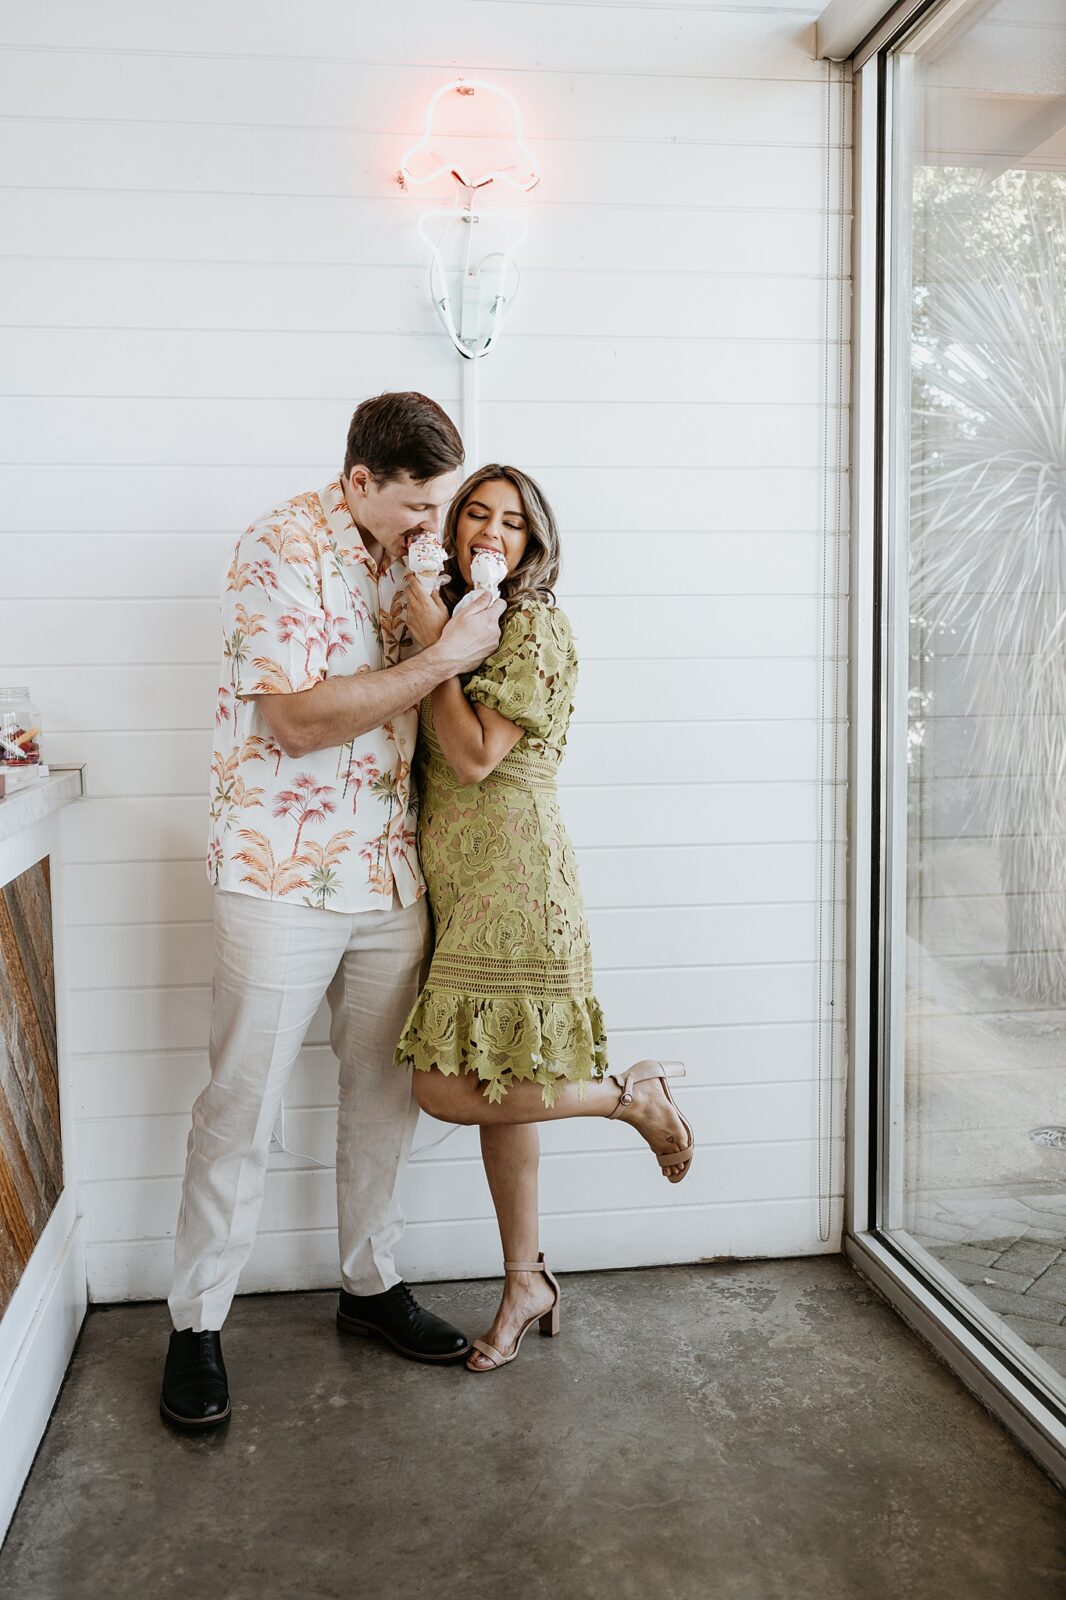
3,1258,1066,1600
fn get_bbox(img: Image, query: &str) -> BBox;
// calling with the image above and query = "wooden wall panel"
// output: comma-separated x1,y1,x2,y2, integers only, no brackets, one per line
0,860,62,1317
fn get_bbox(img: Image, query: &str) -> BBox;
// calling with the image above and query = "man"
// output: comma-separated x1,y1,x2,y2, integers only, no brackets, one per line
161,392,503,1429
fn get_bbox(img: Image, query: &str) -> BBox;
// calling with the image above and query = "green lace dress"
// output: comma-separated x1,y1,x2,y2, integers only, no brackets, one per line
394,600,608,1105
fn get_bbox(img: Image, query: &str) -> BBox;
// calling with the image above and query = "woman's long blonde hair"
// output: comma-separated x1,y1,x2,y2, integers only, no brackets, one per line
440,464,560,617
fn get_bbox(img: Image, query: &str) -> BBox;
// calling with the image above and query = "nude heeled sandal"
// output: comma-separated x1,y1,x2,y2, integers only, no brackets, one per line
608,1059,694,1182
466,1252,561,1373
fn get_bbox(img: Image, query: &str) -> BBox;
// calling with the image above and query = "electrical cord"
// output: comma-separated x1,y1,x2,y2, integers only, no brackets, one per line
268,1095,461,1170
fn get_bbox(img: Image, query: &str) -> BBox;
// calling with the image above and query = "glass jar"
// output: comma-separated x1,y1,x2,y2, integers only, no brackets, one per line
0,686,43,768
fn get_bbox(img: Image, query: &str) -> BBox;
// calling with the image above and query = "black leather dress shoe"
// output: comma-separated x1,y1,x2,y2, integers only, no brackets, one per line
337,1282,471,1363
160,1328,231,1428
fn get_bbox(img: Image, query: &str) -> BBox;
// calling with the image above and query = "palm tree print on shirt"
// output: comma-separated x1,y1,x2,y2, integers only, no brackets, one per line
276,608,356,680
301,831,357,909
209,744,266,834
388,822,418,881
249,657,301,695
369,769,399,809
224,603,267,695
207,481,424,911
340,752,382,813
377,591,409,665
263,732,285,776
327,539,374,634
255,513,323,579
323,611,356,664
273,772,337,854
226,550,278,593
232,829,312,898
277,607,326,680
358,829,393,897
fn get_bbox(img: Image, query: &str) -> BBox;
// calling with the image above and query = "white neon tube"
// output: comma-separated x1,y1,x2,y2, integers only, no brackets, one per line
417,206,527,360
397,78,541,194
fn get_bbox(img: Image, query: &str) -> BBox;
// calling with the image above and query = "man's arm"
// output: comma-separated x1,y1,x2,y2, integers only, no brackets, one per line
251,592,504,759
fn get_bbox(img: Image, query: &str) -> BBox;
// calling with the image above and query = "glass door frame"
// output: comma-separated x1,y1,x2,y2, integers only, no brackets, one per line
844,0,1066,1487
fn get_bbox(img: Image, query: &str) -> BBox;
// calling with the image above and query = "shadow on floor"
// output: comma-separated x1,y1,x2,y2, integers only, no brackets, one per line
2,1257,1065,1600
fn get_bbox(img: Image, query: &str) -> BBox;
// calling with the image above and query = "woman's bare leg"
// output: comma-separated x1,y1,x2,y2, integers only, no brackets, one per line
413,1067,689,1178
467,1123,553,1370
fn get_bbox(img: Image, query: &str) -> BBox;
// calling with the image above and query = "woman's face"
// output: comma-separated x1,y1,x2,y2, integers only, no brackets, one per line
452,478,530,586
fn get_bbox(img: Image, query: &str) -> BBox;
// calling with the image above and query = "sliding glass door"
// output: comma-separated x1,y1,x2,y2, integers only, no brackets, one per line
871,0,1066,1402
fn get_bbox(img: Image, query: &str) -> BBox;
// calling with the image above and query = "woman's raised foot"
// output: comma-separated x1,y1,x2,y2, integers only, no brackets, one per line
610,1063,693,1181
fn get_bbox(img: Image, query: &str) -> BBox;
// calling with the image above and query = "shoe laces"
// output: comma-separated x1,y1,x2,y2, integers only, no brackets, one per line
187,1330,218,1368
393,1282,418,1313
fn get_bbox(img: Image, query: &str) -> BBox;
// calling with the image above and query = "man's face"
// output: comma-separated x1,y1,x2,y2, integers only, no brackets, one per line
345,465,463,560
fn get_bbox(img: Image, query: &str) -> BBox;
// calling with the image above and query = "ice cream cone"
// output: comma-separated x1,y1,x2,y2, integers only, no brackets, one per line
407,533,447,592
470,548,509,597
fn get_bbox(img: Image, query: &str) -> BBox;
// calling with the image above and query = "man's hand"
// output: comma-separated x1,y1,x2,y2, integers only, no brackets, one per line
433,591,505,674
404,572,450,649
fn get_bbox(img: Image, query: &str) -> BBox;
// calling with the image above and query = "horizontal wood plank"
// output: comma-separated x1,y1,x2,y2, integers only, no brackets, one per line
0,6,827,80
16,660,847,731
45,718,843,795
68,1021,848,1117
0,464,848,532
62,843,846,924
84,1194,844,1302
65,902,844,990
1,594,843,664
0,531,849,600
64,960,846,1053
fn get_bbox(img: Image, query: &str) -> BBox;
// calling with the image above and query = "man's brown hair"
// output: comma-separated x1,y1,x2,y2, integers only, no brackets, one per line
342,391,464,484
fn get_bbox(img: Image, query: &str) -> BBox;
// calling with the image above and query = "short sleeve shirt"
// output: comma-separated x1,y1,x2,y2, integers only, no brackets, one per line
207,480,425,912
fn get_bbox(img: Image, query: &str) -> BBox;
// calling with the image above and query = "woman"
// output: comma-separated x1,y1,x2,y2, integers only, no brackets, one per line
397,464,694,1373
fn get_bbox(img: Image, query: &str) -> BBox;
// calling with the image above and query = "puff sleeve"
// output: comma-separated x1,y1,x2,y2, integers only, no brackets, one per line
464,601,575,743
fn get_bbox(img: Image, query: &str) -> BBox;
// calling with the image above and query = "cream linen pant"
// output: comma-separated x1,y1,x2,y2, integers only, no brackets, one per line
168,887,431,1332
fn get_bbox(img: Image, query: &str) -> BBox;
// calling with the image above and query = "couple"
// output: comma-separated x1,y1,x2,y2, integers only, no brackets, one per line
161,391,693,1427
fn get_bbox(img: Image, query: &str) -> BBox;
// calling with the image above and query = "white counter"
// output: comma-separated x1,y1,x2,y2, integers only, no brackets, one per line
0,768,84,847
0,761,86,1541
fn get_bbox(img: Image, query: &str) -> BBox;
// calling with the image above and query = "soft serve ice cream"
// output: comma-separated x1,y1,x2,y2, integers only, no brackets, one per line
469,547,508,598
406,533,447,593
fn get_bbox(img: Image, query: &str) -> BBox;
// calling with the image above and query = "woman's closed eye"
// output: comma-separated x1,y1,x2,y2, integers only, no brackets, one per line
468,509,523,531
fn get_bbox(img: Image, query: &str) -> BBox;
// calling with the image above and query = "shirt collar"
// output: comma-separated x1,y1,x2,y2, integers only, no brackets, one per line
319,479,397,577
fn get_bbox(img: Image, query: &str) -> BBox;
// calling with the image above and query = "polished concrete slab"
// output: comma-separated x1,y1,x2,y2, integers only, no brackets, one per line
2,1257,1065,1600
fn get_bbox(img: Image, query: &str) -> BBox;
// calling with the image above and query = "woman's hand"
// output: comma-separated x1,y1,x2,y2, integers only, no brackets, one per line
404,571,450,649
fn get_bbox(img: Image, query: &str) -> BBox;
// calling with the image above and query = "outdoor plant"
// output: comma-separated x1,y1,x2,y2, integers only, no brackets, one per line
908,170,1066,1002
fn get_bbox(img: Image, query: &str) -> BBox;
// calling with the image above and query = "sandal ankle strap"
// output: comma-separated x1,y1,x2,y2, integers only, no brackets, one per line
504,1256,546,1273
609,1059,687,1120
608,1065,641,1118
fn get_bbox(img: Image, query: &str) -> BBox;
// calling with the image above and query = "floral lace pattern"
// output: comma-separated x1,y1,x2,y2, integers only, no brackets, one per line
395,601,608,1105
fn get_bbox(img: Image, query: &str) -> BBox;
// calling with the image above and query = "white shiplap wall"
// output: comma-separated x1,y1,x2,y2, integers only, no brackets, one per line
0,0,849,1302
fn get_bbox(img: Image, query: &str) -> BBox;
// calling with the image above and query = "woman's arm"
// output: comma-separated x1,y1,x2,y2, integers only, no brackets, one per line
406,574,524,785
430,676,524,785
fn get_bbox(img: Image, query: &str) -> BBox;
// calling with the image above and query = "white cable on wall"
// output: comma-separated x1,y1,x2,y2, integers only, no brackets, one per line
269,1094,461,1167
816,57,850,1243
